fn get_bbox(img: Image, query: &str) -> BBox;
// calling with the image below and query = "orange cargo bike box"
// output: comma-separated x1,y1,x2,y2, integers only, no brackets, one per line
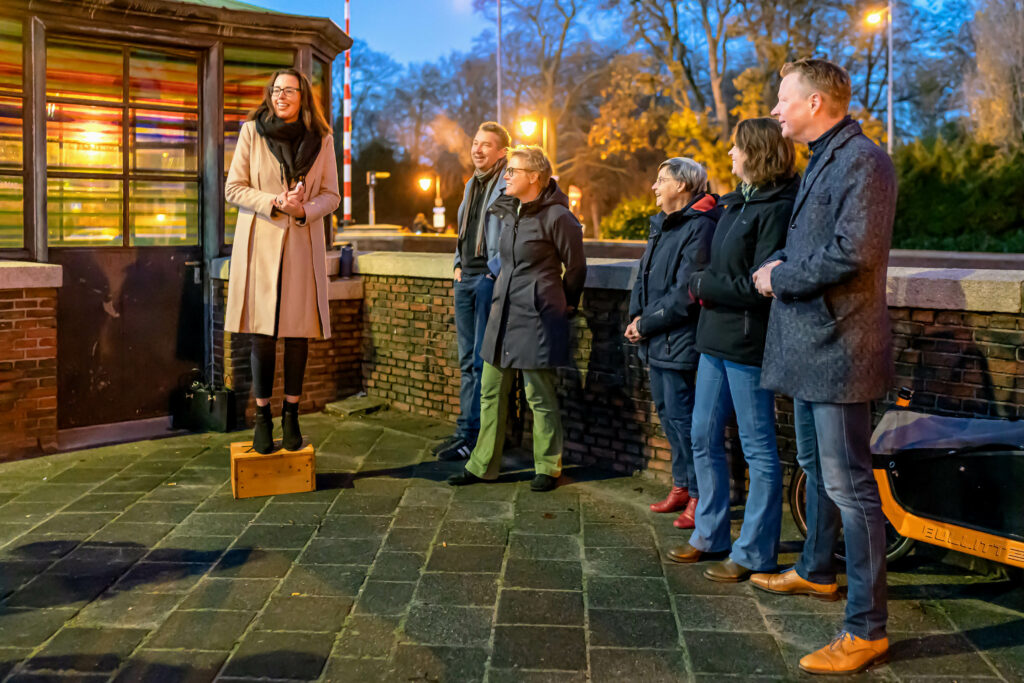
871,408,1024,569
230,440,315,499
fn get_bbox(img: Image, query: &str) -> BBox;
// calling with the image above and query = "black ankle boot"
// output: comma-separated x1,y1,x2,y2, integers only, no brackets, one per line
252,404,274,454
281,401,302,451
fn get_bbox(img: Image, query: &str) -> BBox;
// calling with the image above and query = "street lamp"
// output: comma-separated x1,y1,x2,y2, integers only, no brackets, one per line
866,3,894,154
518,116,548,158
418,174,445,229
366,171,390,226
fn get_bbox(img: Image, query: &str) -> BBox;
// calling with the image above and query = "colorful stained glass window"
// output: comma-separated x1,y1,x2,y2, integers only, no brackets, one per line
131,110,198,173
130,181,199,246
47,177,123,247
0,175,22,248
46,40,123,103
0,18,20,94
129,49,198,109
0,95,21,169
46,104,123,172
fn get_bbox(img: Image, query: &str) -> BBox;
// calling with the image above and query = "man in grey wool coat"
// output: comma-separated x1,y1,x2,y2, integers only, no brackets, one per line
751,58,897,676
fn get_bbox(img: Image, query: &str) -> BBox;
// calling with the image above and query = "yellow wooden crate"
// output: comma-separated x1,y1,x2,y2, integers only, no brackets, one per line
230,440,315,499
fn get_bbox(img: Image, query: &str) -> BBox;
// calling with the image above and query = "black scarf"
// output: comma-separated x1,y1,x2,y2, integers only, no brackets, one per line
254,113,322,186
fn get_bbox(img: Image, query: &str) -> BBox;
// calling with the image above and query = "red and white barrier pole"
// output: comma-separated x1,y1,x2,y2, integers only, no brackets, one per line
342,0,352,223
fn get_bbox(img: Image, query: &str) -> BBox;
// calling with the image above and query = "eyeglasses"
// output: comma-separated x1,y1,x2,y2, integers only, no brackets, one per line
272,87,301,97
654,176,673,184
504,167,531,178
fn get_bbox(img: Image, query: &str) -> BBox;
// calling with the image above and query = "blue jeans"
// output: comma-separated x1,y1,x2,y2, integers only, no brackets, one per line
793,399,888,641
689,355,782,571
648,366,698,496
453,273,494,441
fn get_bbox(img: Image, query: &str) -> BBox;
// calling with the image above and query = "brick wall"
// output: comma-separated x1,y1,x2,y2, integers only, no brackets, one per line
211,279,363,426
360,273,1024,485
0,288,58,460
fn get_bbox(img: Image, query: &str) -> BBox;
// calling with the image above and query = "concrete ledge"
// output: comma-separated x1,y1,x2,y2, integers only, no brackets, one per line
214,252,1024,314
211,253,340,281
887,267,1024,313
0,261,62,289
328,277,363,301
357,252,455,279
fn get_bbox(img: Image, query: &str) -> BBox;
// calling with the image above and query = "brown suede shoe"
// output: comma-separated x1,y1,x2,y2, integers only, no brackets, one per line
749,568,840,601
703,558,752,583
799,632,889,675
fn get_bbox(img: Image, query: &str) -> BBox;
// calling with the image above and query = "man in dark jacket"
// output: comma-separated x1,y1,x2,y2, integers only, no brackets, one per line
627,157,719,529
435,122,510,462
751,58,897,675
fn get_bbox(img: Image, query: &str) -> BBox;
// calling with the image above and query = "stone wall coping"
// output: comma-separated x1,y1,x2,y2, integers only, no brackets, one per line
212,253,1024,314
887,267,1024,313
210,255,357,301
0,261,62,290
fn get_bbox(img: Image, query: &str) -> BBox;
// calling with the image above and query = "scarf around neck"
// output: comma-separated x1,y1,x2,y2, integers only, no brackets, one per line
254,113,322,186
461,158,506,257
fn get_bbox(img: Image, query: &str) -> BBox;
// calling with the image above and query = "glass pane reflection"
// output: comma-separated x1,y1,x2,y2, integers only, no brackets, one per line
130,49,198,108
0,96,21,169
225,201,238,245
224,113,247,171
0,19,21,93
224,47,293,112
0,175,23,248
47,40,123,103
48,177,123,247
312,58,326,115
130,181,198,246
131,110,198,173
47,104,122,172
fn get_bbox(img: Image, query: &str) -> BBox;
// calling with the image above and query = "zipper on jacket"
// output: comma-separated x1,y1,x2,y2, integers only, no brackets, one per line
744,310,750,337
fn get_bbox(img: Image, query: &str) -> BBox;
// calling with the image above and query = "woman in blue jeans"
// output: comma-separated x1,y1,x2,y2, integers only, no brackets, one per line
627,158,719,529
666,118,799,580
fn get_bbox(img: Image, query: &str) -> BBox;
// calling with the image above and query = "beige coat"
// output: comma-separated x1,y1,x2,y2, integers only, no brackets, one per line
224,120,340,339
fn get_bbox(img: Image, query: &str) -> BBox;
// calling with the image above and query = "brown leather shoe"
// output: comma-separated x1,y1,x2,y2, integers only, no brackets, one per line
650,486,690,513
750,568,839,601
673,497,698,529
799,632,889,675
666,544,704,564
703,558,752,583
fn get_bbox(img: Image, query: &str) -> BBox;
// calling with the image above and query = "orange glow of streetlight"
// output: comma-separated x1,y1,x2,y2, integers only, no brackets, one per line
519,118,538,138
417,177,432,192
865,9,886,25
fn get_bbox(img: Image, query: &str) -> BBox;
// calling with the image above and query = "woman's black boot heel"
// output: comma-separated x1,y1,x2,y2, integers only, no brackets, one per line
253,404,274,454
282,401,302,451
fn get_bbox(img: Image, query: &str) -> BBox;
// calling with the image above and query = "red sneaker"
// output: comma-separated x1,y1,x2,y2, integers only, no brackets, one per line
673,497,698,529
650,486,690,513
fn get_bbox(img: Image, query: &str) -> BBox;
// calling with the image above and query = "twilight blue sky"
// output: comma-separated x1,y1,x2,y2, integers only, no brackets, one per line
245,0,493,64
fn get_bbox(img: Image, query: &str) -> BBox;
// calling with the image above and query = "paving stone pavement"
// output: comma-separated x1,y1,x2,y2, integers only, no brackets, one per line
0,410,1022,682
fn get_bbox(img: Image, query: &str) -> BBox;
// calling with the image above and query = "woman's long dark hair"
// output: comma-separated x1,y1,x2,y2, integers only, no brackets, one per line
248,68,332,136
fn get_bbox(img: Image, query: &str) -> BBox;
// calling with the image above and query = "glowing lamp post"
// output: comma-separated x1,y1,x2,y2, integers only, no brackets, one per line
866,4,894,154
366,170,390,226
418,175,445,229
518,116,548,159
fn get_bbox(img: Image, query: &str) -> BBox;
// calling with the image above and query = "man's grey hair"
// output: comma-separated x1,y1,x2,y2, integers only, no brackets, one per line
659,157,708,194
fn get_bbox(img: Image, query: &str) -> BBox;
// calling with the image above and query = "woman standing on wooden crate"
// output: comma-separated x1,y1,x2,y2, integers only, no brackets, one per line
224,68,340,454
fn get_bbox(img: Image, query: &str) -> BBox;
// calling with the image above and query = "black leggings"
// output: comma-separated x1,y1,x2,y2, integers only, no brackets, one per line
251,335,308,399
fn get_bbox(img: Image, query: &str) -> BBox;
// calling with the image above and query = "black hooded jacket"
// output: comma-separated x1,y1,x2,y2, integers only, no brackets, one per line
481,178,587,369
688,175,799,367
629,193,720,371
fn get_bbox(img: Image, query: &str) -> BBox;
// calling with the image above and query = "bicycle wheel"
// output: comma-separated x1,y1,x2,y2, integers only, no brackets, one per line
788,468,915,565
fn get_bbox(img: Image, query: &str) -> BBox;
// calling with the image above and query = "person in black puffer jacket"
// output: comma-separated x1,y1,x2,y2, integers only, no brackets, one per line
665,118,798,582
627,158,720,530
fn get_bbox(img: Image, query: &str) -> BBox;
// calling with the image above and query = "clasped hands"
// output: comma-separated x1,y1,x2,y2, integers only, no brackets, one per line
752,260,782,298
273,185,306,219
624,316,642,343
